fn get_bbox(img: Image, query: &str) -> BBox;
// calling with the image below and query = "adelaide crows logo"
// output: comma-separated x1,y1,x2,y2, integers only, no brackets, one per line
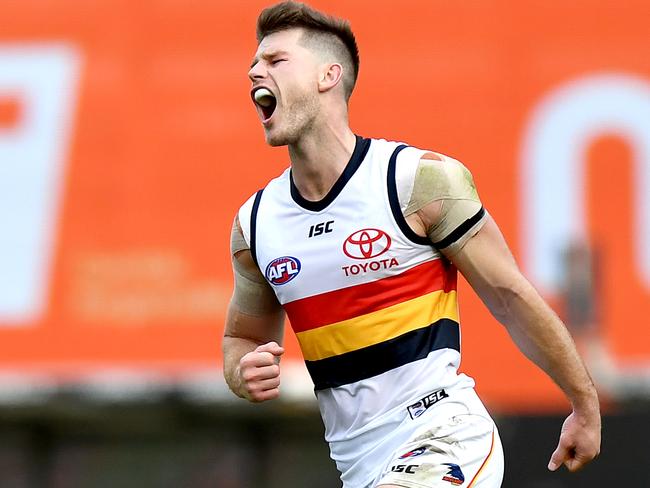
442,463,465,485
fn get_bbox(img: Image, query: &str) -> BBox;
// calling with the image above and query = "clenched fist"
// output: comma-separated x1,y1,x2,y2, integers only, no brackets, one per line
238,341,284,402
548,409,601,472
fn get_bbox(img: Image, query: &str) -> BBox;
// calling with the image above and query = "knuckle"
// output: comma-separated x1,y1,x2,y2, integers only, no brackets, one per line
241,368,256,382
259,352,274,364
240,355,254,368
252,389,277,403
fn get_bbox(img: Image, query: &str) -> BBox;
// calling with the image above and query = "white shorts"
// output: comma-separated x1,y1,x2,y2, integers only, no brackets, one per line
373,393,504,488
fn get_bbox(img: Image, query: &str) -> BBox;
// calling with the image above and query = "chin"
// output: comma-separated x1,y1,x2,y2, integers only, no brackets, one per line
264,128,294,147
265,135,288,147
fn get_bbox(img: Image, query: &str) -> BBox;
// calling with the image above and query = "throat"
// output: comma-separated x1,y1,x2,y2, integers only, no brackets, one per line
288,130,358,200
292,168,339,202
289,134,369,212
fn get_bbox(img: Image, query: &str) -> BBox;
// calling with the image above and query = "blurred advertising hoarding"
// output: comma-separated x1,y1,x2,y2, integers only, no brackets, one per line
0,0,649,411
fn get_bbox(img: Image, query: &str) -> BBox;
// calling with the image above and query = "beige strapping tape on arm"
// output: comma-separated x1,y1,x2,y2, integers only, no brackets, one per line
405,157,486,254
230,217,281,315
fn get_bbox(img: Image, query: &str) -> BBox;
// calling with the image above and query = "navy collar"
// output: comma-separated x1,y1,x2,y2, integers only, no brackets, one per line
290,135,371,212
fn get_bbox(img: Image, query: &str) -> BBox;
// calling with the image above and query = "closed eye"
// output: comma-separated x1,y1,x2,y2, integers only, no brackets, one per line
271,59,287,66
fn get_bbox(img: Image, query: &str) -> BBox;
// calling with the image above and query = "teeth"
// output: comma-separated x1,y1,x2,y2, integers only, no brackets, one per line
254,88,275,107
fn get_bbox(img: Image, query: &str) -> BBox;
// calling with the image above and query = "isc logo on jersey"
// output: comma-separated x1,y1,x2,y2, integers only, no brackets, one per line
265,256,301,285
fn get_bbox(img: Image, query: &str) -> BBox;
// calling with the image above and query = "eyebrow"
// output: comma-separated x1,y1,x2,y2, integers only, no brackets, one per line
250,50,289,69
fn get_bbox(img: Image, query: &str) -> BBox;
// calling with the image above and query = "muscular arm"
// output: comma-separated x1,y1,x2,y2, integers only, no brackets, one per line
449,218,597,404
222,217,286,402
406,153,600,472
450,217,600,471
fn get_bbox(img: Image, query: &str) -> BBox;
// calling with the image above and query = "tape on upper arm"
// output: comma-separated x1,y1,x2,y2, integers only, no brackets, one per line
230,216,280,315
405,155,487,254
230,217,250,256
231,257,281,315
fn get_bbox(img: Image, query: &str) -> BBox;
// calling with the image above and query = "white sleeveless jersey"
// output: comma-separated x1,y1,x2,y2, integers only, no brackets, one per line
239,137,480,487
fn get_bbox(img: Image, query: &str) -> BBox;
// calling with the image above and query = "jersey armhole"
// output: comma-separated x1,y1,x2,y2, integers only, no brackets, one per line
387,145,432,246
249,189,264,269
431,206,487,251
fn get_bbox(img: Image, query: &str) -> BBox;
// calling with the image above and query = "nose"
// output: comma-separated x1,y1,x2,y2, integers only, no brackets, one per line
248,61,266,82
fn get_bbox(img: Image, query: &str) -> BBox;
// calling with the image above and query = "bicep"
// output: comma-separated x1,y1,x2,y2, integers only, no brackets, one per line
225,217,285,343
450,214,532,320
225,297,285,346
226,249,284,337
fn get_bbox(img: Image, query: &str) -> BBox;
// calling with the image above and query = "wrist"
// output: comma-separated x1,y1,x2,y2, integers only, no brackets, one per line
570,389,600,418
225,363,245,399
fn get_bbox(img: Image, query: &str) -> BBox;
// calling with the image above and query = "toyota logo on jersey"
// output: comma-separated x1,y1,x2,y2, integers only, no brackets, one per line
343,228,392,259
265,256,301,285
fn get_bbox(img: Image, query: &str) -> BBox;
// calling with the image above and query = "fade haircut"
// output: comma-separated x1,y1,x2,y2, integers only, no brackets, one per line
256,1,360,101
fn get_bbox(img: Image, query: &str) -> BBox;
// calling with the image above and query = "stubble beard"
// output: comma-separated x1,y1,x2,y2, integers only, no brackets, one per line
265,90,319,147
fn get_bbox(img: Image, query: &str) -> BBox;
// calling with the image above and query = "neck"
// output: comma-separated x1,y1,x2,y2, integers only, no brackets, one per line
288,123,357,202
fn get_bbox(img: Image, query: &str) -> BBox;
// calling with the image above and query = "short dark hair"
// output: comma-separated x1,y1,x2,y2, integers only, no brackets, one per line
256,1,360,100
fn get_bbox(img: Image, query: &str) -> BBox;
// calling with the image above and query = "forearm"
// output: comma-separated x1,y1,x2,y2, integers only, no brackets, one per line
491,278,598,413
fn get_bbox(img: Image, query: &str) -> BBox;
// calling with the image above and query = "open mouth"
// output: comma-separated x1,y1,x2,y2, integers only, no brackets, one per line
252,87,277,122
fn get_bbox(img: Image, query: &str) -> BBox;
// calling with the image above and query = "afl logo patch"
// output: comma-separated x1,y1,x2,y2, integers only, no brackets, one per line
265,256,301,285
343,228,392,260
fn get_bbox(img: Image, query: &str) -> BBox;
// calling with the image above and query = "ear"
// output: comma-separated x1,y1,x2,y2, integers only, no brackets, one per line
318,63,344,93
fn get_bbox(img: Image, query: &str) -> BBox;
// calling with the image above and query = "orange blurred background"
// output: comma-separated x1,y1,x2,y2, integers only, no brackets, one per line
1,0,649,413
